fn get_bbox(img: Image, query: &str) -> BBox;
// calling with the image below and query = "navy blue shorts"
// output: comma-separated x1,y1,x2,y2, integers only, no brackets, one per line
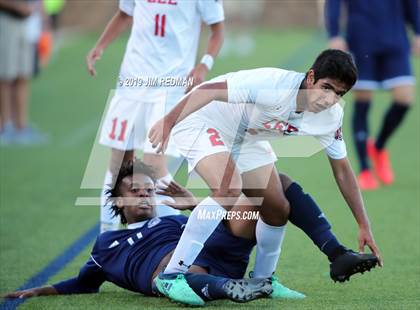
194,221,256,279
350,47,415,90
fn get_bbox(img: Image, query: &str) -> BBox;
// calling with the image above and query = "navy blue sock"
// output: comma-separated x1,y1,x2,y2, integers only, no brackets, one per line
352,100,371,171
185,273,229,301
285,182,346,262
375,103,410,150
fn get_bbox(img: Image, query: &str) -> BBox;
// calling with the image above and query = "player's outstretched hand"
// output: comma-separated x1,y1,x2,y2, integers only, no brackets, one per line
358,226,383,267
5,288,40,299
148,117,173,154
86,47,103,77
185,63,209,93
15,2,33,18
156,180,198,210
5,286,58,299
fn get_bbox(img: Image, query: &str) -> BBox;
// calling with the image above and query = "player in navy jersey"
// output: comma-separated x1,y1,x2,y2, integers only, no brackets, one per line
4,161,275,306
325,0,420,190
6,161,378,306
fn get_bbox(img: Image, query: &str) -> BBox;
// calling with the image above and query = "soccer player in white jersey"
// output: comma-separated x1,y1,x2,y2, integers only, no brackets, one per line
86,0,224,232
149,49,382,296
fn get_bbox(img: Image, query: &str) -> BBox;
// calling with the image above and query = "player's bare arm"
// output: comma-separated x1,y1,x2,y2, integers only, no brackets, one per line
86,9,132,76
328,36,348,52
325,0,347,52
0,0,33,18
328,157,382,265
186,22,225,93
149,81,228,153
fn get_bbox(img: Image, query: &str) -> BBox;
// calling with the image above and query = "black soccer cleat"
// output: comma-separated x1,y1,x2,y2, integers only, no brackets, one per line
330,250,378,282
223,278,273,303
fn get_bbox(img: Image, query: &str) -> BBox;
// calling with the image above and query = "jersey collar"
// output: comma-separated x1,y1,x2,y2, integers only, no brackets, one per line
127,220,149,230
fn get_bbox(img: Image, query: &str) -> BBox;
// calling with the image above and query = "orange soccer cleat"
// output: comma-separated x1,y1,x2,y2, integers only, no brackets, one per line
367,139,394,185
357,170,379,191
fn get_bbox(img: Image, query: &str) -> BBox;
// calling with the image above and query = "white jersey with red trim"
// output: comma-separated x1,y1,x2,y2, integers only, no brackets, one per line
192,68,347,159
118,0,224,90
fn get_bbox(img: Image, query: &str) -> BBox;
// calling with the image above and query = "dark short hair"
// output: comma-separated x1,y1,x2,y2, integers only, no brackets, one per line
105,160,156,225
309,49,358,89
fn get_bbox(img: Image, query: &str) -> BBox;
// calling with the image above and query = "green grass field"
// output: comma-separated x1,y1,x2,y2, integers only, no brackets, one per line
0,28,419,309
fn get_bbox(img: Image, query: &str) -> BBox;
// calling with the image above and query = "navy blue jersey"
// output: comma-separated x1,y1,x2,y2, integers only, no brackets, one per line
326,0,420,53
53,215,255,296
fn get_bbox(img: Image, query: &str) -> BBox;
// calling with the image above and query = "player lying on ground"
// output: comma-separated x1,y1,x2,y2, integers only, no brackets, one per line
148,49,382,299
5,161,378,306
5,161,273,306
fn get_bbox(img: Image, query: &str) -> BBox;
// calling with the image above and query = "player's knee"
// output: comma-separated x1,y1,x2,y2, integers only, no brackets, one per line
264,195,290,214
210,187,241,211
277,196,290,214
354,90,373,102
211,187,242,198
278,173,294,192
261,197,290,226
392,85,414,104
211,172,242,199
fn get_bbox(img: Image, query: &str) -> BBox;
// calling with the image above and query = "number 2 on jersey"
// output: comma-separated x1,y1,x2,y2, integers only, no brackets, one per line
109,118,128,142
154,14,166,37
207,128,224,146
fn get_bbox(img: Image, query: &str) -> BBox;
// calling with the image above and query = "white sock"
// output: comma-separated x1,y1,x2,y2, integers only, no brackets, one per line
155,173,180,217
100,170,120,233
164,197,226,273
253,218,286,278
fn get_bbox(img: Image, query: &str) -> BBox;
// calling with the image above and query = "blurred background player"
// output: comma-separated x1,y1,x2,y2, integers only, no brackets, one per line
325,0,420,190
86,0,224,232
38,0,65,65
0,0,50,146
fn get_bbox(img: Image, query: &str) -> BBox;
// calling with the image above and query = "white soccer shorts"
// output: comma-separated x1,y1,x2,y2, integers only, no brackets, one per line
171,115,277,173
99,90,182,157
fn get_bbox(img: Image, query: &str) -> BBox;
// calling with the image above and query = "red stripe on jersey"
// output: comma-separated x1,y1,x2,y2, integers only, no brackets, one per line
160,14,166,37
154,14,159,36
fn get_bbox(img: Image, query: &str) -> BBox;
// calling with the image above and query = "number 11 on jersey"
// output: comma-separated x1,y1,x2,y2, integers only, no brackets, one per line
154,14,166,37
109,118,128,142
